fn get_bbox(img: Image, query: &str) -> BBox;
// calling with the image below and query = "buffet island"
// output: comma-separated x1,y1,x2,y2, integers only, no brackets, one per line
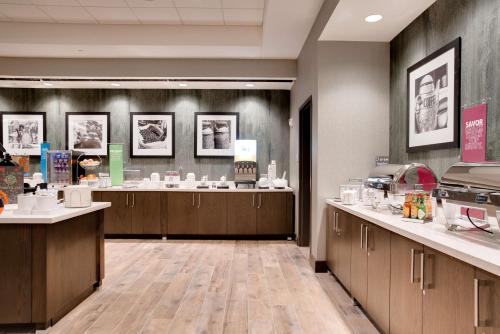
0,202,110,329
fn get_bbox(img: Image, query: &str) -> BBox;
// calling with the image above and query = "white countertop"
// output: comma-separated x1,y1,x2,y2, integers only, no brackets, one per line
326,199,500,277
0,202,111,224
91,186,293,193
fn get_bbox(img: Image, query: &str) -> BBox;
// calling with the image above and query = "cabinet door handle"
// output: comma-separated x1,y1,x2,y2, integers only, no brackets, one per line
257,194,262,209
336,212,340,235
360,224,364,249
410,249,423,283
192,193,195,207
420,253,425,290
252,194,255,207
197,194,201,209
364,225,369,251
474,278,479,327
131,193,135,208
126,193,129,207
332,211,336,232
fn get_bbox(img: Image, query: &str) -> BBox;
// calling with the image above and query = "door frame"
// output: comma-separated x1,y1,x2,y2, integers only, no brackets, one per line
298,96,312,247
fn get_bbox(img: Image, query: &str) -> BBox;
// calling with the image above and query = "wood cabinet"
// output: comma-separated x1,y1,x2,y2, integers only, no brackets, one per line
326,206,336,273
334,209,352,290
0,212,104,329
98,191,161,235
476,269,500,334
167,192,198,235
100,191,131,234
0,225,31,324
348,218,390,333
366,223,390,334
167,192,228,235
390,232,475,334
131,192,162,234
326,207,353,290
422,247,475,334
256,192,290,235
350,216,368,307
327,205,499,334
96,190,292,237
227,193,257,235
197,193,227,235
390,233,424,334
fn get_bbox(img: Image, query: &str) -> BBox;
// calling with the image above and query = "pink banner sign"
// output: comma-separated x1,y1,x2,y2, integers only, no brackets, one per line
461,104,487,162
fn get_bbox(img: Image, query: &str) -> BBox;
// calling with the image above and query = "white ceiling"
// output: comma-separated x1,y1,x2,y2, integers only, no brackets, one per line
320,0,437,42
0,79,293,90
0,0,265,25
0,0,324,59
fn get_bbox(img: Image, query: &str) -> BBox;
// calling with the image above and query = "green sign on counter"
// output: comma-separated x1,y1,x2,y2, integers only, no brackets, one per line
109,144,124,186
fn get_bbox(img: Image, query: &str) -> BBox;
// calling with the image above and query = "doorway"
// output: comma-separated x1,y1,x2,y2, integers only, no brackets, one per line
298,97,312,247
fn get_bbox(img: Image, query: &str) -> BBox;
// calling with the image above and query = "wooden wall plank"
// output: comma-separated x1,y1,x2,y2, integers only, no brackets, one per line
0,88,290,180
390,0,500,176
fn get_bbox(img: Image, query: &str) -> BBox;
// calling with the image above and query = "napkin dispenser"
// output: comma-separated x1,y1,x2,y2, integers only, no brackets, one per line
63,185,92,208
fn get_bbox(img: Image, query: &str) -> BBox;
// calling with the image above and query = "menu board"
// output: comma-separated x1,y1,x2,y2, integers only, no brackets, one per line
109,144,124,186
0,166,23,204
461,104,487,162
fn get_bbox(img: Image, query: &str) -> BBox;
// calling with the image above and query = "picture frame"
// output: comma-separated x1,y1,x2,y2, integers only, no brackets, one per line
0,112,46,156
194,112,239,158
407,37,461,153
65,112,110,156
129,112,175,158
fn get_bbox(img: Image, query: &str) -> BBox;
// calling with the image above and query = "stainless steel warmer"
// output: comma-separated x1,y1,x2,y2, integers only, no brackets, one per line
436,162,500,233
437,162,500,209
365,163,438,194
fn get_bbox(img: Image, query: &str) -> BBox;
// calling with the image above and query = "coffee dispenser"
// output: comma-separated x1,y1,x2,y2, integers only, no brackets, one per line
234,140,257,187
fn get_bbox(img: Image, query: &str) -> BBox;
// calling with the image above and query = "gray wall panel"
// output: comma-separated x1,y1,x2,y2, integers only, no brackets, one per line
0,88,290,180
390,0,500,177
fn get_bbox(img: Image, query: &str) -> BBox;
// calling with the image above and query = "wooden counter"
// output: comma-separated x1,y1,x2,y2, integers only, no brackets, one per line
0,203,110,330
326,200,500,334
92,190,294,239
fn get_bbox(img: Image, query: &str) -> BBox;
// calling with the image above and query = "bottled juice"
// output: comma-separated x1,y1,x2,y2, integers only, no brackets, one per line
417,193,426,220
410,193,418,219
403,193,412,218
424,193,433,219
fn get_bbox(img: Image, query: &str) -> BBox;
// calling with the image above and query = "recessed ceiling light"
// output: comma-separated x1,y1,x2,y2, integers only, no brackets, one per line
365,14,383,23
178,83,188,87
110,83,120,87
245,83,255,87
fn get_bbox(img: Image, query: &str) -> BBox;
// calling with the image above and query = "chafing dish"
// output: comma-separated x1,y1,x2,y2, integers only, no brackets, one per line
365,163,438,193
437,162,500,233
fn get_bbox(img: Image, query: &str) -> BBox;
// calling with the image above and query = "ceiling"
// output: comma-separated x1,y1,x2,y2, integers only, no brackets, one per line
0,0,265,26
320,0,437,42
0,78,293,90
0,0,324,59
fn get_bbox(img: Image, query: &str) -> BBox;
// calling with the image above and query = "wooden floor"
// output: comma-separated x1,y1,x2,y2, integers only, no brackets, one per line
5,240,379,334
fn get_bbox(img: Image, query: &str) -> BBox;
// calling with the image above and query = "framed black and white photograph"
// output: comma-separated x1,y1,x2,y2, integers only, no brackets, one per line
130,112,175,158
194,112,239,158
407,37,461,152
66,112,110,156
0,112,46,156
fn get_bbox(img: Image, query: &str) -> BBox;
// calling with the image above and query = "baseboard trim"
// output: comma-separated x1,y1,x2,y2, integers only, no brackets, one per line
308,254,328,273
